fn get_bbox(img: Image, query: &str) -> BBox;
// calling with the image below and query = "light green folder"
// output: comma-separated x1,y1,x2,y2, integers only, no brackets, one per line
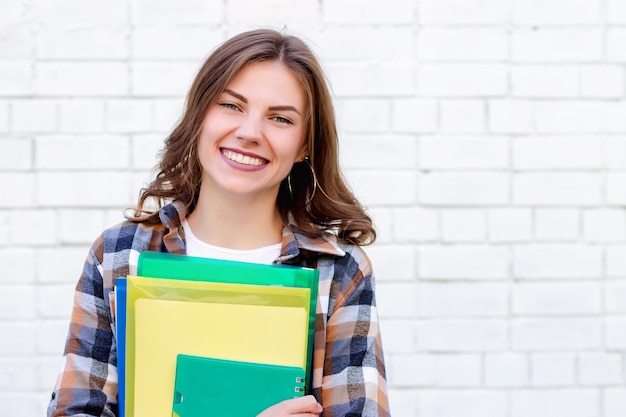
172,355,305,417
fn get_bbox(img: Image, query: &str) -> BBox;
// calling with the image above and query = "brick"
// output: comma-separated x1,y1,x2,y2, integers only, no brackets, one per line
376,283,417,318
132,27,222,61
535,101,606,133
608,29,626,62
37,319,70,354
434,354,482,387
0,286,35,319
392,207,439,242
583,209,626,242
341,134,417,170
11,100,57,132
379,319,417,353
607,246,626,277
416,283,508,317
0,248,36,284
511,65,578,97
608,0,626,23
488,208,532,243
7,209,57,245
0,138,31,170
416,319,507,351
387,353,436,386
485,354,529,387
535,208,580,241
131,62,198,96
606,317,626,348
0,359,38,390
440,100,485,133
0,394,41,417
606,101,626,133
419,136,509,170
326,64,415,97
416,64,508,97
488,100,533,133
605,388,626,417
607,173,626,205
607,137,626,169
318,27,414,62
578,353,623,385
130,0,223,24
366,245,416,281
531,353,576,386
106,99,153,133
323,0,414,24
606,281,626,313
0,0,22,24
37,247,89,284
0,323,37,355
418,390,508,417
387,389,418,416
442,209,486,242
36,62,128,96
0,173,35,208
512,0,600,25
0,25,34,59
35,0,128,26
58,209,108,244
336,99,390,133
512,29,603,62
153,98,183,133
346,171,417,206
512,318,602,350
0,62,32,96
131,134,164,170
420,173,510,206
391,99,438,133
512,389,599,417
514,245,602,279
37,172,133,207
37,27,128,59
368,208,393,244
513,282,601,315
513,137,604,170
419,0,508,24
59,100,105,133
36,136,130,170
513,173,603,205
37,284,75,318
581,65,625,98
418,245,510,280
417,28,507,61
0,100,8,131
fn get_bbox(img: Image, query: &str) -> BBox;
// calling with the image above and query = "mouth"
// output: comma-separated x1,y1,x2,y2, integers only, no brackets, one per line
221,149,268,166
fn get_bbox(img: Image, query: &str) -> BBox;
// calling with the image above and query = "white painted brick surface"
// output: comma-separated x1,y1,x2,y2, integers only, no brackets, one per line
4,2,626,416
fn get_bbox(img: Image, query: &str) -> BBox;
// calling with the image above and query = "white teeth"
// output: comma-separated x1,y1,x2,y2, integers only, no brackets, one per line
223,150,265,166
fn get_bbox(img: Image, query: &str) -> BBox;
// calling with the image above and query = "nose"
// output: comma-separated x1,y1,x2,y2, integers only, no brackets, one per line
235,113,262,145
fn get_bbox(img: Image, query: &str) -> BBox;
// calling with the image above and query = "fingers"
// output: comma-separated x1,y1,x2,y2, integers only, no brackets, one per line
257,395,322,416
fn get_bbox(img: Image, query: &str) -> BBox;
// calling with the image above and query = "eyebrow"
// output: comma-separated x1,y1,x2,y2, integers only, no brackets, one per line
223,89,302,116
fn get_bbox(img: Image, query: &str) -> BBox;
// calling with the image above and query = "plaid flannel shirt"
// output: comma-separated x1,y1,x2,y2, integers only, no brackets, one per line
47,201,390,417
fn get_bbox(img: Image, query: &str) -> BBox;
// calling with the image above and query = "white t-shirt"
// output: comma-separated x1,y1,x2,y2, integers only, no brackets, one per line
182,219,282,265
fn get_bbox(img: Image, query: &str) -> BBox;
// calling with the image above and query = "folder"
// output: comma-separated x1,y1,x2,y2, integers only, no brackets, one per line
137,252,319,385
172,355,305,417
113,277,127,417
132,298,307,417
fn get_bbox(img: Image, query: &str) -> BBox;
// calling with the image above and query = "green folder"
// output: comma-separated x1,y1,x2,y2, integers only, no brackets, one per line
172,355,305,417
137,252,319,384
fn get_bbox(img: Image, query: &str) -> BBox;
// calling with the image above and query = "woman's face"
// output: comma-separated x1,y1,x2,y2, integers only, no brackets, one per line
197,60,307,201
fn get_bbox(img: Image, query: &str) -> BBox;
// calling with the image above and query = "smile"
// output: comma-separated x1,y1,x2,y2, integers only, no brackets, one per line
221,149,268,166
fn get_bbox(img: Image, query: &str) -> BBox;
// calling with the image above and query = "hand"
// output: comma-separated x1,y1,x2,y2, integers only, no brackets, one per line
257,395,323,417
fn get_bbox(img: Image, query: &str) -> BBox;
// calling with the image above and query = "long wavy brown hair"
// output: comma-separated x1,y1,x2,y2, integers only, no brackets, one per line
137,29,376,246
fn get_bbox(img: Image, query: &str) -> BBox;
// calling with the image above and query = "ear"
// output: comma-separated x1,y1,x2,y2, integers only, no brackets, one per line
296,145,308,162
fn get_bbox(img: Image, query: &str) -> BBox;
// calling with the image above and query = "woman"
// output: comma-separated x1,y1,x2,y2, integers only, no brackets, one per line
47,29,389,417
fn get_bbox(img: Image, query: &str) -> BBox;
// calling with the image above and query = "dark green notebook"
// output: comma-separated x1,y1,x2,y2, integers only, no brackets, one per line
137,252,319,390
172,355,305,417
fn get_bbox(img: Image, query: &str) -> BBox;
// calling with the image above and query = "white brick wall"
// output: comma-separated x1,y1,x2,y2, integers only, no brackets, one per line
1,1,625,416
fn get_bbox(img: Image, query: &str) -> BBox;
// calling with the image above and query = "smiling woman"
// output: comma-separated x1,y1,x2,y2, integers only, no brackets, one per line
47,29,390,417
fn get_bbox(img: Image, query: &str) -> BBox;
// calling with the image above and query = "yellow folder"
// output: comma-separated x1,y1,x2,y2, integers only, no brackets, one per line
132,298,307,417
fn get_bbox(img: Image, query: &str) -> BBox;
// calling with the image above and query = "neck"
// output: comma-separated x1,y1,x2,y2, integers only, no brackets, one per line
187,184,284,250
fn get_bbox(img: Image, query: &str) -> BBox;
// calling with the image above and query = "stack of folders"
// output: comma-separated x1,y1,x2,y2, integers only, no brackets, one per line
114,252,319,417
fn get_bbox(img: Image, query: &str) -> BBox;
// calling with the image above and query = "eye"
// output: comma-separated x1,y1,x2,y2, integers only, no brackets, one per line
272,115,293,125
219,102,240,111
